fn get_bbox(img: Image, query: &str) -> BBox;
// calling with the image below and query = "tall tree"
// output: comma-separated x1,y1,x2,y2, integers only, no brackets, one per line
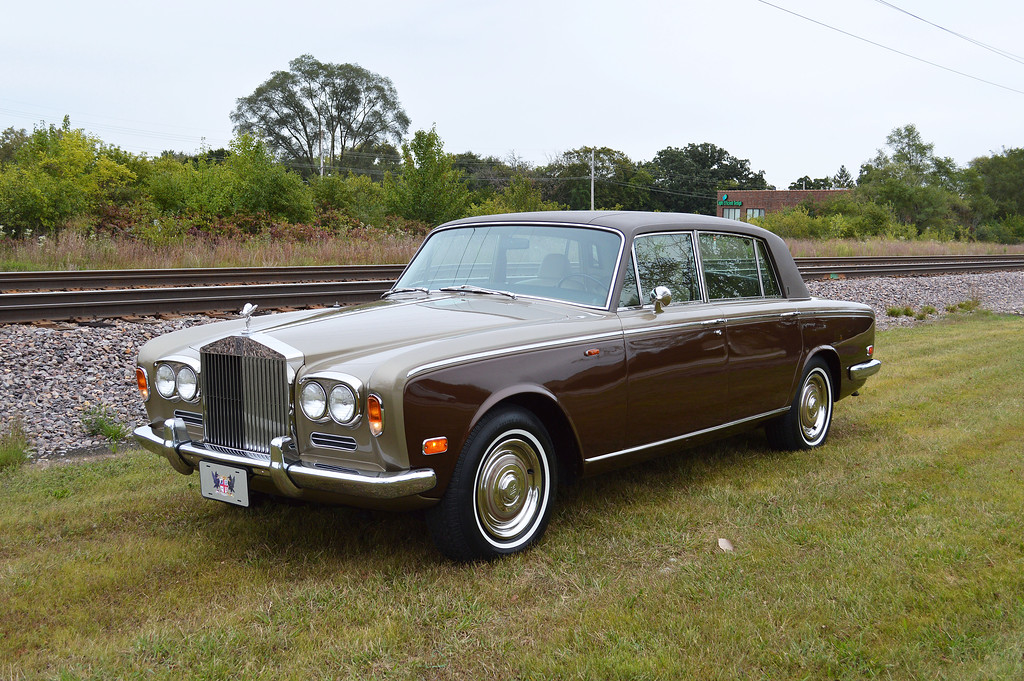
231,55,410,177
385,128,471,226
645,143,771,214
969,148,1024,219
833,165,854,188
788,175,834,190
540,147,652,210
856,124,964,232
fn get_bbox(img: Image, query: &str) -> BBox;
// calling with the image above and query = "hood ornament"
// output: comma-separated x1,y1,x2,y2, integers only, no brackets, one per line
240,303,258,335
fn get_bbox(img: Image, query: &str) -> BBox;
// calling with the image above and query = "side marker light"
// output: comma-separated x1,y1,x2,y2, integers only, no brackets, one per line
423,437,448,455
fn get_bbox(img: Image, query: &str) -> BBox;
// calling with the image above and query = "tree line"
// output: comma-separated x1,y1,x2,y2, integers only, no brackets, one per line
1,55,1022,244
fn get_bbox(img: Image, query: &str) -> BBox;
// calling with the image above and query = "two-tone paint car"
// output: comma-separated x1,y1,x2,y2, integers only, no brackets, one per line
134,211,881,560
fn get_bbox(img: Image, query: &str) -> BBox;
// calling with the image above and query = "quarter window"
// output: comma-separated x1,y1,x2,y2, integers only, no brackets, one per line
698,233,761,300
633,233,699,306
756,240,782,297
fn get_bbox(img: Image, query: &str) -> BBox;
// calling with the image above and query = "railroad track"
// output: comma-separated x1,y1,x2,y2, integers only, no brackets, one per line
2,256,1023,324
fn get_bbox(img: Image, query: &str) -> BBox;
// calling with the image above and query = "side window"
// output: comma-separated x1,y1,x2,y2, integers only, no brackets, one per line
698,233,760,300
633,233,698,305
618,253,640,308
756,240,782,297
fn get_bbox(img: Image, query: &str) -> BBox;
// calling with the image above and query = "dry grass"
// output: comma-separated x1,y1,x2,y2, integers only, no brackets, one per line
0,230,423,271
3,314,1024,679
787,237,1024,258
3,231,1024,273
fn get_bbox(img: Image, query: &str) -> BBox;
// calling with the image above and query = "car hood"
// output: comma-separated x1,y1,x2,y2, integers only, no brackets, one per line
139,293,616,379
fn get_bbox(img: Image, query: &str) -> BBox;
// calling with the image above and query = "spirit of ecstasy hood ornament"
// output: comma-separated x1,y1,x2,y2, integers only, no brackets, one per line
240,303,258,335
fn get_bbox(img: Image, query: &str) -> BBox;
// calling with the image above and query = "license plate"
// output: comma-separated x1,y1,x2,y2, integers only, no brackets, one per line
199,461,249,507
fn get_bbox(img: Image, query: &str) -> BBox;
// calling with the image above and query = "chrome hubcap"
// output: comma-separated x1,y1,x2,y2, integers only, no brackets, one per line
799,371,830,443
476,436,543,541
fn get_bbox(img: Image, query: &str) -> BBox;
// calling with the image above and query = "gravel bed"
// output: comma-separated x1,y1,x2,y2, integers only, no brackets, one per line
3,271,1022,461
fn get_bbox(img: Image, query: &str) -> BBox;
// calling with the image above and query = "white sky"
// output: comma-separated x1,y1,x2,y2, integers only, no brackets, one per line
2,0,1022,188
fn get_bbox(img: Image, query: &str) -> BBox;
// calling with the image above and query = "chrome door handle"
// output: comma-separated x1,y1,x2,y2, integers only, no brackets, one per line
779,311,800,318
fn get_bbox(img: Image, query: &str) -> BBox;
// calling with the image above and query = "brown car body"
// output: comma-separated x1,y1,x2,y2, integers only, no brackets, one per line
135,211,880,559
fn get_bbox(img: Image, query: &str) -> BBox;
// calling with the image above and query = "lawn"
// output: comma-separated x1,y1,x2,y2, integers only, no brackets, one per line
2,313,1023,680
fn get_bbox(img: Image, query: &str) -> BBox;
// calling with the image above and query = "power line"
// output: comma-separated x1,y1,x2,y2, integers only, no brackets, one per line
755,0,1024,96
873,0,1024,66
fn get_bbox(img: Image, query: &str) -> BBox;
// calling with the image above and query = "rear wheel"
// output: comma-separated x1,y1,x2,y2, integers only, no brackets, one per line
766,358,834,450
427,407,557,561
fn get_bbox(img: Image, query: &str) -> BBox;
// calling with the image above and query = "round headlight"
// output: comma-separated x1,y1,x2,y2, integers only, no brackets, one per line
176,366,199,402
329,384,357,424
155,364,176,398
300,381,327,420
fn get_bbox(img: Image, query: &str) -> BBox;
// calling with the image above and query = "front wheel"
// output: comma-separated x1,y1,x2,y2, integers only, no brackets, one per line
427,407,557,561
766,358,834,450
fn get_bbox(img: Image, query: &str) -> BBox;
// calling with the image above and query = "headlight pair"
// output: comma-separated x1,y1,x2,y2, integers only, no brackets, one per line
154,362,200,402
299,379,358,425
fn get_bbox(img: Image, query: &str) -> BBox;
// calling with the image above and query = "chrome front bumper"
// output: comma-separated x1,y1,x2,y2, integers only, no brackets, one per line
134,418,437,501
848,359,882,381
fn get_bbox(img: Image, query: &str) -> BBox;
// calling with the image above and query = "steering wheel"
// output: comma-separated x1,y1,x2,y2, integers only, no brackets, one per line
557,273,606,297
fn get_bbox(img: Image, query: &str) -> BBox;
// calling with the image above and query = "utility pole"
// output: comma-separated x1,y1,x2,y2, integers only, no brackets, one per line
590,148,595,211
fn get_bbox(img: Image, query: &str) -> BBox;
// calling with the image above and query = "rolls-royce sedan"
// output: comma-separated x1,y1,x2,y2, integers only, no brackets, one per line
134,211,880,560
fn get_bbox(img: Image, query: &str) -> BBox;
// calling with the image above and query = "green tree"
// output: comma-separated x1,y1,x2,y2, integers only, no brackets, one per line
471,174,564,215
0,118,138,235
645,143,771,214
232,55,410,177
970,148,1024,219
0,127,30,166
540,147,653,210
385,128,471,225
788,175,834,190
833,165,854,188
856,124,965,235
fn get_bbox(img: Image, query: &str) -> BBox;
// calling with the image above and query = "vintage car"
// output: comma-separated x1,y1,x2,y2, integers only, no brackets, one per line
134,211,880,560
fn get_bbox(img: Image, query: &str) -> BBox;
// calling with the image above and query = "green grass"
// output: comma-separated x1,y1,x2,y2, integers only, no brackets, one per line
3,315,1024,679
0,417,30,473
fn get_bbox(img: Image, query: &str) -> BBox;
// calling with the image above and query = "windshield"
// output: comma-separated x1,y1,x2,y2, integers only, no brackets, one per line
395,223,623,308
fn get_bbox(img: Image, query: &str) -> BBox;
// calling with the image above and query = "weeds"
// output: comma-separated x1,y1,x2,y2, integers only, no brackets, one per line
0,416,30,472
81,403,130,444
887,305,916,317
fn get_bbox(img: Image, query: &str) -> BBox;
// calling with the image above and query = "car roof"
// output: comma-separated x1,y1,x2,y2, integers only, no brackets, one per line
441,210,771,240
438,211,810,301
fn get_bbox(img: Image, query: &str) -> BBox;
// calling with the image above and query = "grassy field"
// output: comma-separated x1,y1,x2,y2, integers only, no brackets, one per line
2,314,1024,679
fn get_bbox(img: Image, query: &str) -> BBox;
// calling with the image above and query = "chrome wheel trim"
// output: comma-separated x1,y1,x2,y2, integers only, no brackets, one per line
474,429,549,548
799,369,831,445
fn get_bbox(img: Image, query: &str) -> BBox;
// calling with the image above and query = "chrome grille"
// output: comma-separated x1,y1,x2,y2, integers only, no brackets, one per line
200,336,290,458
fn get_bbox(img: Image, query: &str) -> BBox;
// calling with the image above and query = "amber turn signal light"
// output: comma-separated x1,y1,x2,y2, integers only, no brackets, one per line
367,395,384,437
422,437,448,455
136,367,149,401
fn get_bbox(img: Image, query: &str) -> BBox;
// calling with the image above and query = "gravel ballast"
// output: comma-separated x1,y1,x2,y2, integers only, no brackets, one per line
3,271,1022,461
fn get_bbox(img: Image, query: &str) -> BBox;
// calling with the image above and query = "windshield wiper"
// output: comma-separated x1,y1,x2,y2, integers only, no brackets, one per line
439,284,517,300
382,287,430,299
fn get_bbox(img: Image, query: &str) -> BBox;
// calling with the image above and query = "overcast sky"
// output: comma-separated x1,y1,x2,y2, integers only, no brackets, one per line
3,0,1022,188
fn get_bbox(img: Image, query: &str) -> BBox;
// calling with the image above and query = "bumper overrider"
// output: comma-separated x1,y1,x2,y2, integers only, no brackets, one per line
134,418,437,500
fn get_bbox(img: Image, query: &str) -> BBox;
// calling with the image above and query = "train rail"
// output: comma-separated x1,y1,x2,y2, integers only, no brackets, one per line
2,256,1023,324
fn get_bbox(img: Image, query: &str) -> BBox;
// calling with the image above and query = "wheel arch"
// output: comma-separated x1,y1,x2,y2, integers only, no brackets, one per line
804,345,841,402
477,391,584,485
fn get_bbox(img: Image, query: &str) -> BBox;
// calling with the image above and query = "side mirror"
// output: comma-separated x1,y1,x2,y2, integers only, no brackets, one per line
650,285,672,313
